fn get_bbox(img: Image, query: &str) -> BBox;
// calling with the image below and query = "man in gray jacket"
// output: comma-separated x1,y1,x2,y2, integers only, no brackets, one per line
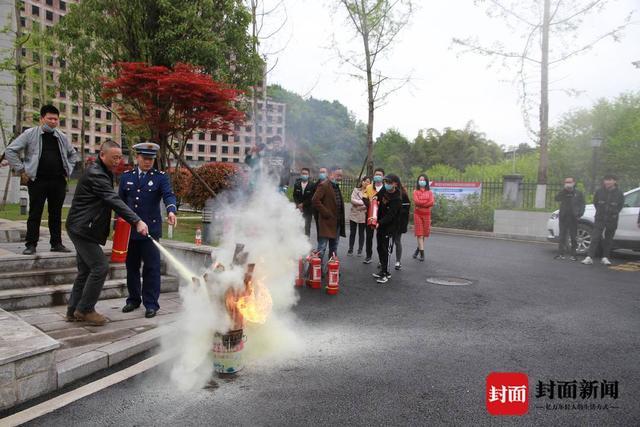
4,105,78,255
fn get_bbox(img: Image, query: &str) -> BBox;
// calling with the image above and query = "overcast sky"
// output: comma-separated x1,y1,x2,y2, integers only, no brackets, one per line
265,0,640,148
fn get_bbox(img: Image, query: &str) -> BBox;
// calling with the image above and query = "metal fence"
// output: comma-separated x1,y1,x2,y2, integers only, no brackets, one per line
336,176,564,211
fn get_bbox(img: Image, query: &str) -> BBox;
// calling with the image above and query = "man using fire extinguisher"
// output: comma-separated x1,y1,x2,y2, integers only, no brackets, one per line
372,174,402,284
118,143,177,318
312,166,346,273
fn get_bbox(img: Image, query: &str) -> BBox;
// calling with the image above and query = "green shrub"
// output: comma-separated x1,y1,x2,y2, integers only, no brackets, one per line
430,194,494,231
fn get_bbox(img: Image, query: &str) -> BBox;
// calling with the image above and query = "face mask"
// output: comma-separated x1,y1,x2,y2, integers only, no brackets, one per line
330,178,338,184
373,176,383,183
301,174,309,181
418,180,427,187
564,183,574,190
42,124,54,133
318,173,327,181
384,183,394,191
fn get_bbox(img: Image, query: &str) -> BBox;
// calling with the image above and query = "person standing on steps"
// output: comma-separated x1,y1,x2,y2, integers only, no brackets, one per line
119,143,177,319
412,174,434,262
65,140,148,326
4,105,78,255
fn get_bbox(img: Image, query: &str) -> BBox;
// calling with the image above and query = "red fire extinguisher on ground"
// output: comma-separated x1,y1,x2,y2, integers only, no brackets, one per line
367,198,379,228
295,257,305,287
111,217,131,263
307,251,322,289
326,253,340,295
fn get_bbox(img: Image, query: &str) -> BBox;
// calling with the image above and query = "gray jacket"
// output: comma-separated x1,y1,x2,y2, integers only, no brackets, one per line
4,126,77,180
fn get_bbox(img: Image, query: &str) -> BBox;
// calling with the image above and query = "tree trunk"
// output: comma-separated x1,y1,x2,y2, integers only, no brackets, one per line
80,95,86,170
14,0,24,137
361,2,374,177
535,0,551,209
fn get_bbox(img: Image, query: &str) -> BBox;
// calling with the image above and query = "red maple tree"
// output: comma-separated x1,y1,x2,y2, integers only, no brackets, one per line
102,62,245,171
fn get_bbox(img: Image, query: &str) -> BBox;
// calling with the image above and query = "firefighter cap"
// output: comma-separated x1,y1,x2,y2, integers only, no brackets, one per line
132,142,160,158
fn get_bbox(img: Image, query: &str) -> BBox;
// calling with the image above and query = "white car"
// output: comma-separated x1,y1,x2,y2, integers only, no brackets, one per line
547,186,640,255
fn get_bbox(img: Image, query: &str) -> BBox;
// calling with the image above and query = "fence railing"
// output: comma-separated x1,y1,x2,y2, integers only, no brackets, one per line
336,177,563,211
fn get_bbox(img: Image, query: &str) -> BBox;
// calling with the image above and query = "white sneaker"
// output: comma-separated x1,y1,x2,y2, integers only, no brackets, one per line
581,256,593,265
601,257,612,266
376,274,390,284
394,261,401,270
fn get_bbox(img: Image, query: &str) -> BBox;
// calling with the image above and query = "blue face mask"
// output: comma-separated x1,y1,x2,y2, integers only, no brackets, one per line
418,180,427,187
384,183,394,191
331,178,338,184
318,173,327,181
373,176,383,183
301,174,309,181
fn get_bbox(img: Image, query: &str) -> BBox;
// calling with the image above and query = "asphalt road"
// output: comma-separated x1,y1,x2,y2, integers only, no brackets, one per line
25,233,640,426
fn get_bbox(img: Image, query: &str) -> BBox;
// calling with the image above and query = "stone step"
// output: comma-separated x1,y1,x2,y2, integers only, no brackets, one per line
0,264,129,290
0,251,112,274
0,276,179,311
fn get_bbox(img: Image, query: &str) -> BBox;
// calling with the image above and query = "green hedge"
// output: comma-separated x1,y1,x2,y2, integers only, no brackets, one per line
430,194,494,232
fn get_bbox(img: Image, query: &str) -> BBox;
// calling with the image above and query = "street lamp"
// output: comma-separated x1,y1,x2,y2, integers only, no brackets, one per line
590,136,603,193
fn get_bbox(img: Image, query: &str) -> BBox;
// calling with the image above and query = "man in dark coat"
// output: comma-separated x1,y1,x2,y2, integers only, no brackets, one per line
582,174,625,266
66,140,148,326
311,166,346,270
293,167,315,237
372,174,402,284
554,177,585,260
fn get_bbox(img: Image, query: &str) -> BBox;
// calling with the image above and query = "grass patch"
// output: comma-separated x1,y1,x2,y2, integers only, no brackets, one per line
0,203,70,221
161,215,201,244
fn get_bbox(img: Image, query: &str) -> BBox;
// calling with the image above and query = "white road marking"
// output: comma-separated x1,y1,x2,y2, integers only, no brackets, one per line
0,352,172,427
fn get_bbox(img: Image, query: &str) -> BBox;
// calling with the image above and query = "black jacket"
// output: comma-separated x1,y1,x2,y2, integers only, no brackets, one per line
66,158,140,245
293,179,315,215
377,187,402,236
554,188,585,218
398,190,411,234
593,185,625,224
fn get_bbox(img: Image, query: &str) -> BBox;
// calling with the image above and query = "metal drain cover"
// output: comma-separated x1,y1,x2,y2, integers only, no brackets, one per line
426,276,473,286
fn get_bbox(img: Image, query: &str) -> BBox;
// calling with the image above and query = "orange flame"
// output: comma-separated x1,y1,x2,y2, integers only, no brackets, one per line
236,280,272,324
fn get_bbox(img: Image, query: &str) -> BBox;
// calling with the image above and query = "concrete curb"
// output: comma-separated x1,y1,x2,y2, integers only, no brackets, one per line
430,226,552,244
56,324,175,388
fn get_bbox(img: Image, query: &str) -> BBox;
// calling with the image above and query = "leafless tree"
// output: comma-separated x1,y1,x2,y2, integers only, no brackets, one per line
454,0,632,207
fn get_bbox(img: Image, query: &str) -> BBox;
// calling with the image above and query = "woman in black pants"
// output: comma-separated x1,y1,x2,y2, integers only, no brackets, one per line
348,176,370,255
392,184,411,270
372,174,402,284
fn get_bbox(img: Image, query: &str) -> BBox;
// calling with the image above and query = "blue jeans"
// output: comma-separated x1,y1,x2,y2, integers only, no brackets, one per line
317,236,339,271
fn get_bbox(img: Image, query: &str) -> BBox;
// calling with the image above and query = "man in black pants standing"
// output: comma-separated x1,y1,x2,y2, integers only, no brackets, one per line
293,167,315,237
5,105,78,255
554,177,585,261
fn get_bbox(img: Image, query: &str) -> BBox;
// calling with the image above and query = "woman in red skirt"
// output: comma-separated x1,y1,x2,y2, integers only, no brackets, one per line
412,174,434,262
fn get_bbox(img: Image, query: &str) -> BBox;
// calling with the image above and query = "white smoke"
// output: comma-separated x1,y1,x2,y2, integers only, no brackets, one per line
165,172,311,391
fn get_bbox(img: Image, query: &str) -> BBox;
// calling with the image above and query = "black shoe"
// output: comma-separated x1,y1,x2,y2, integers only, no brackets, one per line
356,250,362,257
395,261,401,270
22,246,36,255
412,248,419,259
347,249,353,256
122,303,140,313
363,257,372,264
145,309,157,318
51,244,71,253
419,250,425,262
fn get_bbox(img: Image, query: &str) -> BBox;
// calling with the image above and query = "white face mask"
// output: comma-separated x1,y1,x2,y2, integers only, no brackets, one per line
564,183,574,190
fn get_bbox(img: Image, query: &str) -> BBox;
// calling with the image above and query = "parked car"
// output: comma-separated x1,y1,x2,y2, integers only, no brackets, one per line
547,186,640,255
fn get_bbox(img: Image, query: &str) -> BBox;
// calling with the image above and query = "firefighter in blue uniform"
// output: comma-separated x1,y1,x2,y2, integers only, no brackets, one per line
118,143,177,318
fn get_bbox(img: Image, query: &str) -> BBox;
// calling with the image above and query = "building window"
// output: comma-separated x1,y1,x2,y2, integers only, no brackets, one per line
84,148,90,154
31,5,39,16
233,158,239,163
256,136,262,144
277,128,283,135
209,146,217,153
45,10,53,21
58,102,66,112
267,127,273,134
245,125,252,132
95,110,101,119
106,125,112,133
198,156,205,161
84,135,90,144
198,132,205,141
59,58,66,68
71,105,78,114
233,147,240,154
60,1,67,11
234,125,240,132
234,135,240,142
244,136,251,143
32,98,40,108
46,0,53,5
20,17,26,27
198,144,205,153
221,134,228,142
210,157,216,162
267,115,273,123
95,136,101,144
245,147,251,154
84,108,90,117
94,123,101,132
222,157,228,162
277,105,283,113
186,144,193,151
59,119,66,127
72,133,78,142
71,119,78,129
106,111,112,120
21,48,26,57
257,126,263,133
222,146,228,154
277,116,283,124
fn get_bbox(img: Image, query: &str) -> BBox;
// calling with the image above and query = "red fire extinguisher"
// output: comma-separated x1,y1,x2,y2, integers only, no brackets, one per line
367,198,379,228
295,257,305,287
110,217,131,263
307,251,322,289
326,253,340,295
